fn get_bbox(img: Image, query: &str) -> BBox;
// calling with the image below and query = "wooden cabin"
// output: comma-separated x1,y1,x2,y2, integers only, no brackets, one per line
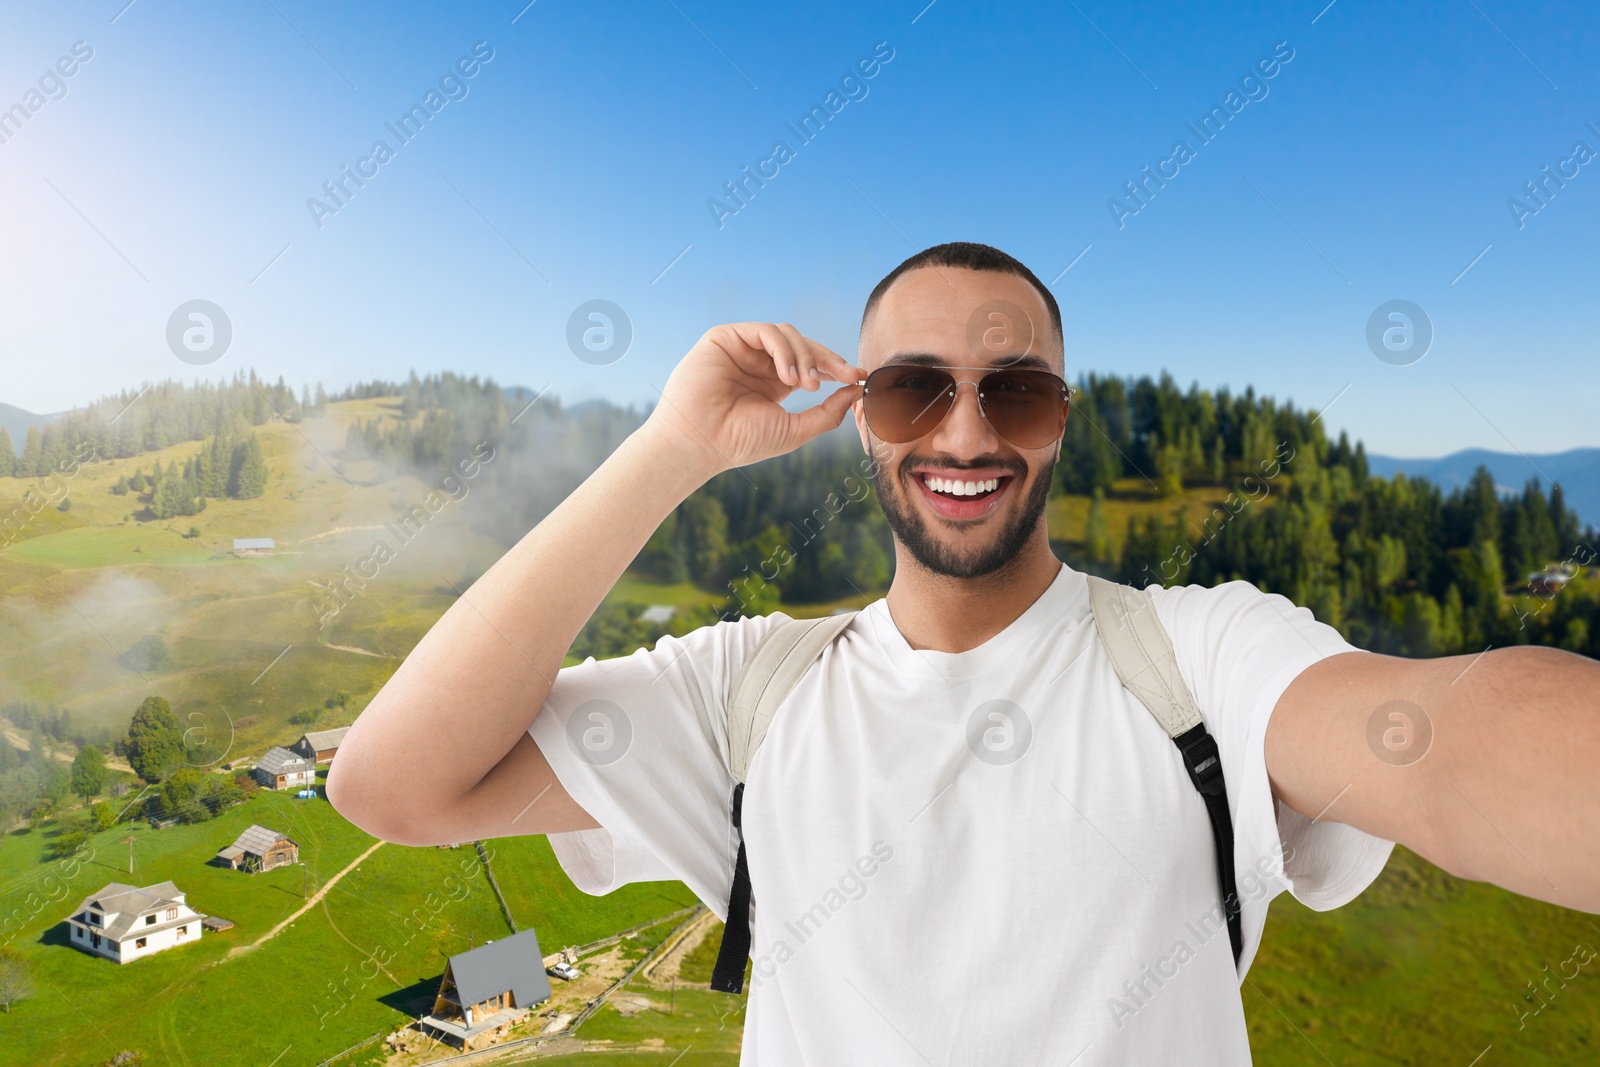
420,928,552,1049
251,746,314,790
291,726,350,764
214,824,299,873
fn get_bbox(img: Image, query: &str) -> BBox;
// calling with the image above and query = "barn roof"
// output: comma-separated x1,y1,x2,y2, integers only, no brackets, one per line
299,726,350,751
255,746,313,775
445,928,551,1010
233,538,275,550
229,824,296,857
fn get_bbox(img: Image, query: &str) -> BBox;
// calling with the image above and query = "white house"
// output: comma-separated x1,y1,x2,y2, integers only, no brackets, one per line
65,881,206,964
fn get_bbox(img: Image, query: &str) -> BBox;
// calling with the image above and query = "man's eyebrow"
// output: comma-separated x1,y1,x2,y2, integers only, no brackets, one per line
881,352,1056,373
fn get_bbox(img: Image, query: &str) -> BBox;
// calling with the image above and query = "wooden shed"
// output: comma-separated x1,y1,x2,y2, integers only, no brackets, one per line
214,824,299,873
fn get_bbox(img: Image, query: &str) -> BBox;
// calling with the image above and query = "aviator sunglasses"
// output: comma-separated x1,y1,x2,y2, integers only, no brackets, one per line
858,363,1074,449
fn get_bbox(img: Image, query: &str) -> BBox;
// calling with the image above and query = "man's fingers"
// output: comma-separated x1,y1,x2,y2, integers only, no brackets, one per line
726,322,799,387
774,323,816,391
788,382,864,445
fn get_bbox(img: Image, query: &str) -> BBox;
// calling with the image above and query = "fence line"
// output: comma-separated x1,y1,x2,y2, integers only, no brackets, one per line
314,1030,384,1066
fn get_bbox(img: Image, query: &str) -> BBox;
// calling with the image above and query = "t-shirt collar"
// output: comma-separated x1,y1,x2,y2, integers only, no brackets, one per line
860,561,1085,681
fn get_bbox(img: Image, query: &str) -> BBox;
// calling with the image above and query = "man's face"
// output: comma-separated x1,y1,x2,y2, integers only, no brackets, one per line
855,266,1066,580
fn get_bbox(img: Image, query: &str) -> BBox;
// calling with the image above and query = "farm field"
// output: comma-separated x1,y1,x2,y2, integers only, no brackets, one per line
0,775,697,1067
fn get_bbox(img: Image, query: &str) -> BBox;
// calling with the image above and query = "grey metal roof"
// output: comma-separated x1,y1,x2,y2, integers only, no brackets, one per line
215,845,245,861
228,824,296,857
233,538,275,550
445,928,551,1010
255,746,313,775
71,881,194,941
298,726,350,751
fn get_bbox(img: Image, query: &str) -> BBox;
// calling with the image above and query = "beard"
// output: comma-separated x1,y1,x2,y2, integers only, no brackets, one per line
873,452,1057,580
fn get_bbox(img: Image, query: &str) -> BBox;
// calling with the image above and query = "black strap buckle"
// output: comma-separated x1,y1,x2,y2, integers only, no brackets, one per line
1175,725,1224,797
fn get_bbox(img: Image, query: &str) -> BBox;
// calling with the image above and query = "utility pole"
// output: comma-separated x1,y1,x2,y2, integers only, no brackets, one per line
122,834,136,874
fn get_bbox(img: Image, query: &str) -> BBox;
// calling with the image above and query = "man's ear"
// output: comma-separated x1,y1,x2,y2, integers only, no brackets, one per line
854,398,869,455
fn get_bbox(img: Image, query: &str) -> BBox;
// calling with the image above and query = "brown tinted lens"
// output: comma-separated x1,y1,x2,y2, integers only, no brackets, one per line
980,370,1067,448
864,365,956,443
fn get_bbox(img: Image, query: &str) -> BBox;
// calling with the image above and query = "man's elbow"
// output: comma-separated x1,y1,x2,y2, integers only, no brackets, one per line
326,753,436,847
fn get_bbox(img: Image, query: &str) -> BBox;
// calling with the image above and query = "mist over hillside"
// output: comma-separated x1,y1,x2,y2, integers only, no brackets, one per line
0,402,63,454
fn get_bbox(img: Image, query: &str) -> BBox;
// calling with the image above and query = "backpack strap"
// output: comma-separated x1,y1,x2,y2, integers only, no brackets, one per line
711,612,857,994
1086,575,1243,967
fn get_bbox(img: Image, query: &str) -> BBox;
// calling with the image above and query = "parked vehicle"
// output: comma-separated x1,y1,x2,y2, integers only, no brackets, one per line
546,962,579,981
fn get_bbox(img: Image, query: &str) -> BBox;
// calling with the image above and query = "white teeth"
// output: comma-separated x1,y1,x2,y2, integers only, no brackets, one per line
925,475,1001,496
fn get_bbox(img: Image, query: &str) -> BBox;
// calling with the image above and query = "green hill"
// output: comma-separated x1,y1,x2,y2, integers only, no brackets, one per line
0,382,1595,1064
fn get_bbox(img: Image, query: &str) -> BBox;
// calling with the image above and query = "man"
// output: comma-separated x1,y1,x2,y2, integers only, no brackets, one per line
328,242,1600,1064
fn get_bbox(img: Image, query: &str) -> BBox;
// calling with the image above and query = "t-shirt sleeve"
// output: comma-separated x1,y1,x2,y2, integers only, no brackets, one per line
527,611,789,918
1149,580,1397,973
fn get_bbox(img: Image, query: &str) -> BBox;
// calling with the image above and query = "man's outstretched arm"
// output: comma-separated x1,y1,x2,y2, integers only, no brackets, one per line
1267,645,1600,912
326,324,862,847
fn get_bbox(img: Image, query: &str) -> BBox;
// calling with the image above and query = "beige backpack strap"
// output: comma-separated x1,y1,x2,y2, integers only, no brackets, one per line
726,612,857,783
1086,575,1202,738
1087,574,1244,968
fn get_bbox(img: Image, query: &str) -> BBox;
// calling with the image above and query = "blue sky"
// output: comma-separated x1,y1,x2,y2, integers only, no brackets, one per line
1,0,1595,456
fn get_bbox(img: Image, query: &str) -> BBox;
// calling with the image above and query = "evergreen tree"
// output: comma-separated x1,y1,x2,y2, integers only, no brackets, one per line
197,436,221,497
0,426,13,477
228,433,268,499
1156,442,1184,497
680,494,729,580
18,425,43,478
38,425,67,474
71,745,107,798
150,466,177,519
638,512,688,582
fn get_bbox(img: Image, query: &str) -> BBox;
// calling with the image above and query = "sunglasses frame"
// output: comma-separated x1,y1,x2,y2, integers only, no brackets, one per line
856,363,1077,449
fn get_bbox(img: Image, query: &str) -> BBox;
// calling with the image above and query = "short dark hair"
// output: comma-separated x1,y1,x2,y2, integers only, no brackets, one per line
859,241,1063,358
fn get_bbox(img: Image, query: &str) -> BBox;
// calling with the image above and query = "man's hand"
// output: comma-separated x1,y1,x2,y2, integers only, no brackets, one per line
330,320,863,846
642,322,865,477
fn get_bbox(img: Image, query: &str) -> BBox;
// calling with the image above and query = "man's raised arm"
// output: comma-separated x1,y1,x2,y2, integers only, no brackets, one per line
326,323,863,847
1267,645,1600,913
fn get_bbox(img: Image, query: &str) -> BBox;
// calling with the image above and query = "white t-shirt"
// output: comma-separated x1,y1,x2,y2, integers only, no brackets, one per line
528,564,1395,1064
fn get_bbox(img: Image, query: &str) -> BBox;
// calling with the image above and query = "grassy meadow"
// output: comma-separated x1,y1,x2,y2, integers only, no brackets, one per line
1,397,1595,1064
0,773,696,1067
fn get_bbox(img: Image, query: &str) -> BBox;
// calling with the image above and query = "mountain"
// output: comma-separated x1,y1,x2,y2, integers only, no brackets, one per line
1366,447,1600,528
0,402,63,456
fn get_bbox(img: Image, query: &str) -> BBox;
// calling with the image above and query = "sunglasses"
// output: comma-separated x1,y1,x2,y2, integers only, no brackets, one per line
859,363,1074,449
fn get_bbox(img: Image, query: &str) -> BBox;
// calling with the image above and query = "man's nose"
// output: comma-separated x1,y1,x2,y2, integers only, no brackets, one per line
929,379,999,454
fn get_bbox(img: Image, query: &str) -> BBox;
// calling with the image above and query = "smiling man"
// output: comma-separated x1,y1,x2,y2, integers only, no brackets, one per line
329,242,1600,1064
